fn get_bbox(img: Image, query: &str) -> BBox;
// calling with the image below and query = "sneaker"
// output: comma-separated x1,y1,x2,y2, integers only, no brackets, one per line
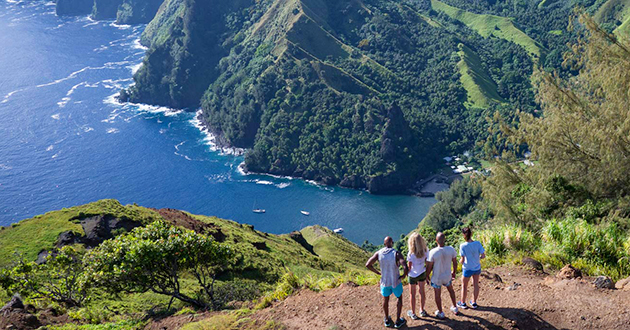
419,310,428,317
457,301,468,309
384,316,394,327
394,317,407,329
470,301,479,309
407,310,420,320
450,306,459,315
435,310,445,319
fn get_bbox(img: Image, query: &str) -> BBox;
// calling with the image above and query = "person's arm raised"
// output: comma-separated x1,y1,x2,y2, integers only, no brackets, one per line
366,252,381,276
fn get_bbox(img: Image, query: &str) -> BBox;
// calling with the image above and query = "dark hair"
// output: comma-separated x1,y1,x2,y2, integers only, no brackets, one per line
462,227,472,240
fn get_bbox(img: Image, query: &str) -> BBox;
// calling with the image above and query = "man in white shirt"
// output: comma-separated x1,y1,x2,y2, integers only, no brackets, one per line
425,232,459,319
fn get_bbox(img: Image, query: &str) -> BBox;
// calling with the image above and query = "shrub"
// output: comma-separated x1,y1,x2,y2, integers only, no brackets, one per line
0,246,89,307
83,221,233,310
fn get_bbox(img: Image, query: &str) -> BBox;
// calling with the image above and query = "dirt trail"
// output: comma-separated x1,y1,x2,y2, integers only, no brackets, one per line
251,266,630,329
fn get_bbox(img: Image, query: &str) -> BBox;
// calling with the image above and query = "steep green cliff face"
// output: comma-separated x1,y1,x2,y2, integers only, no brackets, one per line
55,0,161,24
123,0,610,193
55,0,93,16
116,0,165,24
92,0,124,20
124,0,469,193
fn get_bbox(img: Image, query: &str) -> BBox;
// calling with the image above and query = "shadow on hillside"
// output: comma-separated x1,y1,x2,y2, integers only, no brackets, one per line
406,306,562,330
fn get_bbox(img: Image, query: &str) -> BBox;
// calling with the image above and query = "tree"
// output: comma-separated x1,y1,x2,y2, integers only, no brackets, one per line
0,246,89,307
83,221,232,310
484,12,630,226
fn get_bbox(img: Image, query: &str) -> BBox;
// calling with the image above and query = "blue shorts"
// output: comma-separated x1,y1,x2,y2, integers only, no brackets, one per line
463,269,481,278
431,280,452,289
381,283,403,298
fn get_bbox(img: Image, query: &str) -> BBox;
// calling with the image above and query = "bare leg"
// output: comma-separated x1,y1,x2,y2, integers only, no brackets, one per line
446,284,457,308
396,295,403,320
419,281,426,313
472,274,480,303
433,287,443,313
409,284,417,314
383,295,390,319
461,275,470,303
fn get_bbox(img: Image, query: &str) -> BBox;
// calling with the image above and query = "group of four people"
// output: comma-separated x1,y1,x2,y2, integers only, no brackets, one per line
366,227,485,328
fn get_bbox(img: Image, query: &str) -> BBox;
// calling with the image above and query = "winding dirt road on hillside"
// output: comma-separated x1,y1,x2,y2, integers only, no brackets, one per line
250,266,630,329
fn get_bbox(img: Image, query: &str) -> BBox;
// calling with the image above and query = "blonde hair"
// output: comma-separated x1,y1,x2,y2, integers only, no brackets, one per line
408,232,427,258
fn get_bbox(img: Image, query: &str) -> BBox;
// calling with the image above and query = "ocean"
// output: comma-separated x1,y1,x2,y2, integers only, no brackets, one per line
0,0,436,244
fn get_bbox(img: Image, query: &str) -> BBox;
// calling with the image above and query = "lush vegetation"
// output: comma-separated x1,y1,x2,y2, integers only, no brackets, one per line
125,0,630,192
409,12,630,281
0,200,372,327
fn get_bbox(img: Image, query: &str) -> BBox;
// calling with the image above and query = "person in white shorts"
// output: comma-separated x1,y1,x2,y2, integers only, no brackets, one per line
425,232,459,319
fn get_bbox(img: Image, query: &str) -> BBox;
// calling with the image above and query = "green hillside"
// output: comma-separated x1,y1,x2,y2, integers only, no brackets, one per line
456,43,504,108
431,0,543,59
119,0,598,194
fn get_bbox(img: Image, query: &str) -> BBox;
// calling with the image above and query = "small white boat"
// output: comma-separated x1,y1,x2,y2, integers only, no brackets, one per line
333,228,344,234
252,200,265,214
300,210,310,216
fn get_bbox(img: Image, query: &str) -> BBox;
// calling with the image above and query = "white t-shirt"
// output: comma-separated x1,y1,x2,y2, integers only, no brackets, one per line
427,246,457,285
407,251,427,278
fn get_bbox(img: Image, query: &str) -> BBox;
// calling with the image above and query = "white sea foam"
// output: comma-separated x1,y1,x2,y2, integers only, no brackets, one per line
51,113,60,120
132,38,148,51
1,89,22,104
255,180,274,185
46,145,54,151
130,62,142,74
51,152,60,159
110,22,131,29
36,67,91,88
57,82,86,107
106,128,120,134
0,164,12,170
189,110,246,156
276,182,291,189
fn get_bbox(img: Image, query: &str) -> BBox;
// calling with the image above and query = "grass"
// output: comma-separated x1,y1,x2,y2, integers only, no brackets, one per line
476,219,630,280
431,0,543,59
1,199,373,324
456,43,504,108
0,199,162,268
180,309,284,330
300,225,371,271
47,319,146,330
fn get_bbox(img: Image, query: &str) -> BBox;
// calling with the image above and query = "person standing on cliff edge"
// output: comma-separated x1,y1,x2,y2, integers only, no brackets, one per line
366,236,409,328
426,232,459,319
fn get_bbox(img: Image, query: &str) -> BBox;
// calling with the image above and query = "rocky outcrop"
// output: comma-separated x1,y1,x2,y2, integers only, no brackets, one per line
91,0,124,20
521,257,544,271
289,231,315,255
55,0,92,16
557,264,582,279
155,208,226,242
615,276,630,291
55,0,161,24
116,0,164,24
0,295,41,330
593,276,615,289
80,214,142,246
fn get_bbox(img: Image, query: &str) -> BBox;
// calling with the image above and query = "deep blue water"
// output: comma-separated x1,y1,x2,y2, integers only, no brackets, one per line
0,0,436,244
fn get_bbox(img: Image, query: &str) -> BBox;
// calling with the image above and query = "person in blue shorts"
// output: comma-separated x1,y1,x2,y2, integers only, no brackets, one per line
457,227,486,309
366,236,409,328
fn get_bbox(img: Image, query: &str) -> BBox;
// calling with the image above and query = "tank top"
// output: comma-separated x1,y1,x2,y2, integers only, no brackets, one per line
378,247,401,287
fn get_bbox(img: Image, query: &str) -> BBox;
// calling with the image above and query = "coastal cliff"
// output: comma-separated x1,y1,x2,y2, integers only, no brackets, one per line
55,0,162,24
